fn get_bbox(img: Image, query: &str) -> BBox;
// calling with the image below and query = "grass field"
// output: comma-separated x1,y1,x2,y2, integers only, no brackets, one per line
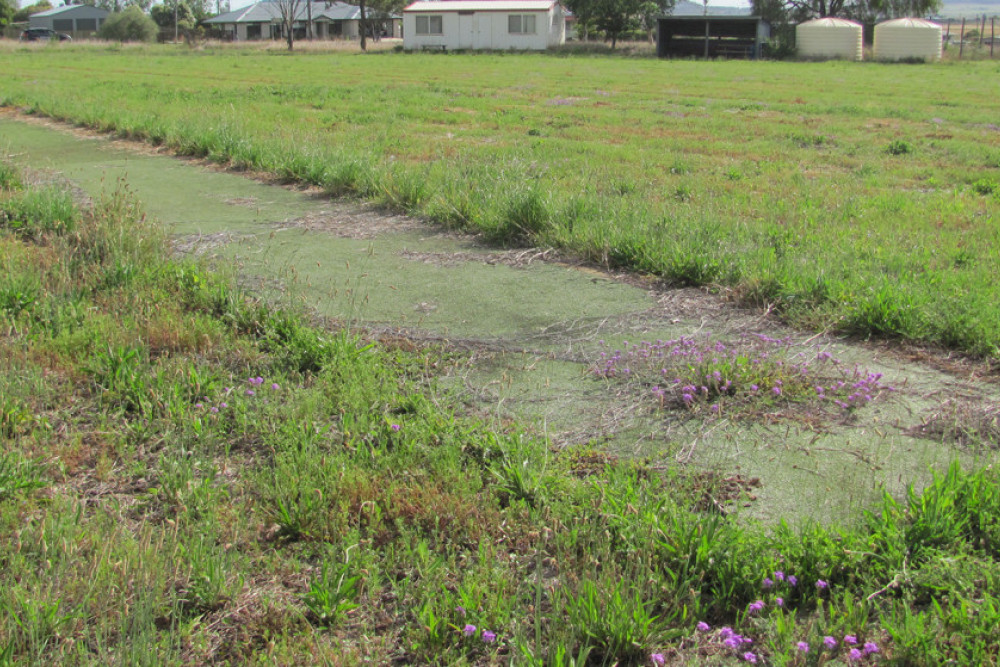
4,149,1000,665
0,43,998,359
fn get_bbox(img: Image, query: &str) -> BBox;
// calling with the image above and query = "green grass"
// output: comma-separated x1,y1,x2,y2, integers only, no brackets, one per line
3,145,1000,664
0,44,998,357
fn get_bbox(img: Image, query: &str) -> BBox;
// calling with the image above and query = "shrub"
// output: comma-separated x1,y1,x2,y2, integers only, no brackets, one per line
98,6,158,43
885,139,913,156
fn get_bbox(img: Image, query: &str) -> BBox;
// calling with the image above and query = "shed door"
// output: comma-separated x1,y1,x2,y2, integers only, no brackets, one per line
458,11,474,48
473,13,492,49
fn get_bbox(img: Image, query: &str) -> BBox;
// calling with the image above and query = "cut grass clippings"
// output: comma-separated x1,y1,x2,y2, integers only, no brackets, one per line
0,44,998,358
3,141,1000,665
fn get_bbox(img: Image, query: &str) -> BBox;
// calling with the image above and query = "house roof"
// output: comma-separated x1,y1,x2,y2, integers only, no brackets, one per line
204,1,371,24
404,1,557,13
31,4,110,17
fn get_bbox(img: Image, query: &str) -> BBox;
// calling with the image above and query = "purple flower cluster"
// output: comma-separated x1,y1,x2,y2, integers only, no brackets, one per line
192,375,280,416
460,624,497,644
591,335,895,417
821,635,880,662
656,602,885,666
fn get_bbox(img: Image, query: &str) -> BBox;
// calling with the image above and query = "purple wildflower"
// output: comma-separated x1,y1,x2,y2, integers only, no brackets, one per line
844,635,858,645
391,424,401,431
796,642,810,653
220,402,228,408
271,383,280,390
747,600,765,615
743,652,758,664
725,637,742,649
762,578,773,589
455,606,466,616
848,648,863,662
246,390,255,396
481,630,496,643
774,571,785,581
719,627,734,640
816,579,828,590
650,654,665,666
823,636,837,650
194,403,203,409
463,624,476,636
696,621,711,632
775,597,784,607
210,407,219,414
787,575,797,586
864,642,879,655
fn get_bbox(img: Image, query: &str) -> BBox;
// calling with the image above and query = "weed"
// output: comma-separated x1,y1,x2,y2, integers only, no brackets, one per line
885,139,914,155
302,549,361,626
971,178,996,196
0,451,45,500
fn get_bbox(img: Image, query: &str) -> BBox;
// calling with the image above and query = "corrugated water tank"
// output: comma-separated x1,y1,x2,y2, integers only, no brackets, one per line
796,18,863,61
874,18,942,61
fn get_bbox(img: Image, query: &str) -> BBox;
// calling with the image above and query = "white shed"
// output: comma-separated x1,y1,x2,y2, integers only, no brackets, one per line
873,17,942,61
29,5,110,36
403,0,565,51
796,17,863,61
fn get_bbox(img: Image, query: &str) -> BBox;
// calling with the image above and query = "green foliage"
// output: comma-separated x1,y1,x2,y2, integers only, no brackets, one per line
0,188,77,238
0,451,45,500
885,139,914,156
3,51,999,355
11,0,50,23
98,6,158,43
565,578,663,664
302,552,361,626
0,159,19,191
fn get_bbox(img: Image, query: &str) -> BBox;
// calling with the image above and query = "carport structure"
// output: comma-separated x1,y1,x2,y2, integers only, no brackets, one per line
657,16,770,59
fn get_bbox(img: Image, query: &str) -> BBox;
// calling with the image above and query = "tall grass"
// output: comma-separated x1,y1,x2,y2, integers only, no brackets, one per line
3,134,1000,665
1,46,999,356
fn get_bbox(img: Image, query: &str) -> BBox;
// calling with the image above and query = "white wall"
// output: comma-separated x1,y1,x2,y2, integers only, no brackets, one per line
403,8,563,51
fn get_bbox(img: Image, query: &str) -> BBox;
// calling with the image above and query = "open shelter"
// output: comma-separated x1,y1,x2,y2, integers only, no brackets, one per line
656,16,770,59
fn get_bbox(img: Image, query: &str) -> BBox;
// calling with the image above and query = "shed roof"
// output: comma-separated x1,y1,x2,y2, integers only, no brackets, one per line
204,1,369,24
404,1,557,13
31,4,110,17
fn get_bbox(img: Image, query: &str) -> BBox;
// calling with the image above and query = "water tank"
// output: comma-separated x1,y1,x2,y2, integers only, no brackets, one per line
797,18,864,61
874,18,943,61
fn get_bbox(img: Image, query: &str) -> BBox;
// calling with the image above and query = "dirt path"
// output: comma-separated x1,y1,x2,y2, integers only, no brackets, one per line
2,111,997,525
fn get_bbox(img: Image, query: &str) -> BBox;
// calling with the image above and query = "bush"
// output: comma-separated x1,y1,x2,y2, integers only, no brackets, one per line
98,6,158,43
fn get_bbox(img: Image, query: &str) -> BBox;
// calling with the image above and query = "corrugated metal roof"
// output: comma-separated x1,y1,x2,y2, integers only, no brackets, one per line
404,0,556,13
204,1,366,24
31,4,109,17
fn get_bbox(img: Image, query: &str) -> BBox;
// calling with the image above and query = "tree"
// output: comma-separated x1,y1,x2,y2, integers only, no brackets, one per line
98,5,159,40
151,0,197,39
0,0,14,28
12,1,52,22
359,0,404,48
566,0,673,47
269,0,305,50
563,0,598,40
754,0,940,22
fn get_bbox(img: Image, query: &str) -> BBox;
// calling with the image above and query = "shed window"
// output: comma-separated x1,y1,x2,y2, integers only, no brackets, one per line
415,15,443,35
508,14,536,34
77,18,97,31
53,19,74,31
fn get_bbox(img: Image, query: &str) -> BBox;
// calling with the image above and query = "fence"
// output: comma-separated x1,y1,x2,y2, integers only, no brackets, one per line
940,16,998,58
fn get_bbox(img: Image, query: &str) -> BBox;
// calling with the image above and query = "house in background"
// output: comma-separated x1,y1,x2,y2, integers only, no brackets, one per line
28,5,110,38
203,1,401,42
402,0,565,51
